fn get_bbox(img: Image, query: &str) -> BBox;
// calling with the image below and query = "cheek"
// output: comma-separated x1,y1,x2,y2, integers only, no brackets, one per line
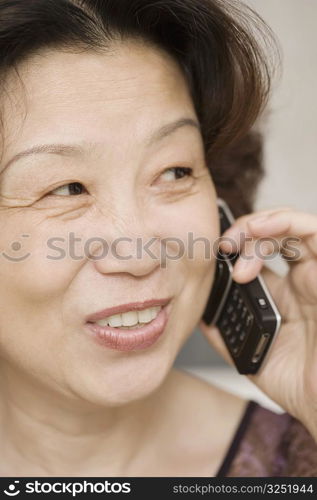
153,190,219,335
0,217,80,383
152,191,219,268
0,215,81,304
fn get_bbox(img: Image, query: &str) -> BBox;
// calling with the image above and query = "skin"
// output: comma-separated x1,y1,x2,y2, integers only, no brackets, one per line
0,40,247,476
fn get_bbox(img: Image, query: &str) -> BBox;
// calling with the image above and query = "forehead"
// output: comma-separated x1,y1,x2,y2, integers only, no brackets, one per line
1,41,196,154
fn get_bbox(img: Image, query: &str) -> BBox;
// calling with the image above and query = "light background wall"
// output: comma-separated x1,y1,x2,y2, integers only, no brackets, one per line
175,0,317,371
248,0,317,214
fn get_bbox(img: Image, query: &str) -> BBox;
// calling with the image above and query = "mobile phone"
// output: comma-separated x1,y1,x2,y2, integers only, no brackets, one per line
202,198,281,375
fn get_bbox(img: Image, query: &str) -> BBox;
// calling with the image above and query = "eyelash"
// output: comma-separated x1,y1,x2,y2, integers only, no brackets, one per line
47,167,194,197
48,181,88,197
163,166,193,181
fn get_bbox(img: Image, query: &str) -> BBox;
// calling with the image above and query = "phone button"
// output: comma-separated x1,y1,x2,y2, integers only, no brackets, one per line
237,299,243,310
232,345,240,356
245,313,253,331
227,304,234,314
239,331,247,342
235,323,242,333
220,317,229,328
241,307,248,319
229,335,237,345
224,326,232,337
232,287,239,301
231,312,238,323
257,297,268,309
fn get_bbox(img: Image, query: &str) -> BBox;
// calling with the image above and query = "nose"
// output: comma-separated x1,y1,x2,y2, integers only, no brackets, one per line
86,207,162,277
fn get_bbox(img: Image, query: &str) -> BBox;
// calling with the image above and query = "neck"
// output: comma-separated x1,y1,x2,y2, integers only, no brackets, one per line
0,362,170,476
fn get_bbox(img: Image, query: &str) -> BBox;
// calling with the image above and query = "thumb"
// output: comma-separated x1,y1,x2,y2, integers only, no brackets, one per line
198,319,235,368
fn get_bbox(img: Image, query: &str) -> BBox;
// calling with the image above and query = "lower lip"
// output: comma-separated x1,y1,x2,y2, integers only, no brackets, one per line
85,304,170,351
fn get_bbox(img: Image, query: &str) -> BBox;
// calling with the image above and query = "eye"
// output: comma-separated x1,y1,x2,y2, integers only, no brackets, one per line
48,182,88,196
160,166,193,182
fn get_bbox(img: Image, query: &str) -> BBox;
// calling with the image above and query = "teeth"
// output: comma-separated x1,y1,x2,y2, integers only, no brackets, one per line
95,306,161,328
108,314,123,327
96,318,109,327
151,307,159,320
137,308,153,324
122,311,138,327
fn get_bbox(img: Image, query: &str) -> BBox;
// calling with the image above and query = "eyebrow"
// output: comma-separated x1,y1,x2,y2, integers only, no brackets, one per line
0,117,201,174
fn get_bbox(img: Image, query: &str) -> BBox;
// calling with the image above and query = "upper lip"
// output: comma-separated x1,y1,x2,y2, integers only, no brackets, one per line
86,297,172,323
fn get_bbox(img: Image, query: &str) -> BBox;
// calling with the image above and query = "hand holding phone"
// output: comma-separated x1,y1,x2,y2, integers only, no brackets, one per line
202,198,281,375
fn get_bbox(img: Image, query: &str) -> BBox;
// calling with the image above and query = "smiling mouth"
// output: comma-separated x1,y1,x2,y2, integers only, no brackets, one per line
88,305,162,329
85,301,171,351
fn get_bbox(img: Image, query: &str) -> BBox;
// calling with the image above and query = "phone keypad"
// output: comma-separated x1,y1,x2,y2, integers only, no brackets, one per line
218,283,254,357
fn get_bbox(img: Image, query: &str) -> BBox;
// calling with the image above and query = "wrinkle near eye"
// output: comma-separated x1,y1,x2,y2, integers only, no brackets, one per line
0,192,36,208
0,189,94,225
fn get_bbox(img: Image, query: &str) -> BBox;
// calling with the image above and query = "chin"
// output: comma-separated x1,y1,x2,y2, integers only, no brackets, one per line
63,347,174,407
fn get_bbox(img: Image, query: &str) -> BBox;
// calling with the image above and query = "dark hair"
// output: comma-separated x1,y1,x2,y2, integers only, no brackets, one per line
0,0,280,216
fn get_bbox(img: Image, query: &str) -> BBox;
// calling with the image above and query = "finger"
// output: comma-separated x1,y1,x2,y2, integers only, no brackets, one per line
220,207,315,244
220,206,293,246
221,209,317,266
247,210,317,240
219,207,293,256
247,211,317,264
221,235,279,284
230,237,273,283
233,233,310,272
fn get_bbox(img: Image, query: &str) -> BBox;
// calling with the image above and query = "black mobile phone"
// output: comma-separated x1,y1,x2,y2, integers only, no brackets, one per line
202,198,281,375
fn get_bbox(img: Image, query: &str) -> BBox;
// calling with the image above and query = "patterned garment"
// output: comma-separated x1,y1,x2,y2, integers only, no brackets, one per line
215,400,317,477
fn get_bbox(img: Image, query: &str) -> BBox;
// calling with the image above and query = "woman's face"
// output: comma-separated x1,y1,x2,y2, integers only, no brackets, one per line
0,41,218,406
